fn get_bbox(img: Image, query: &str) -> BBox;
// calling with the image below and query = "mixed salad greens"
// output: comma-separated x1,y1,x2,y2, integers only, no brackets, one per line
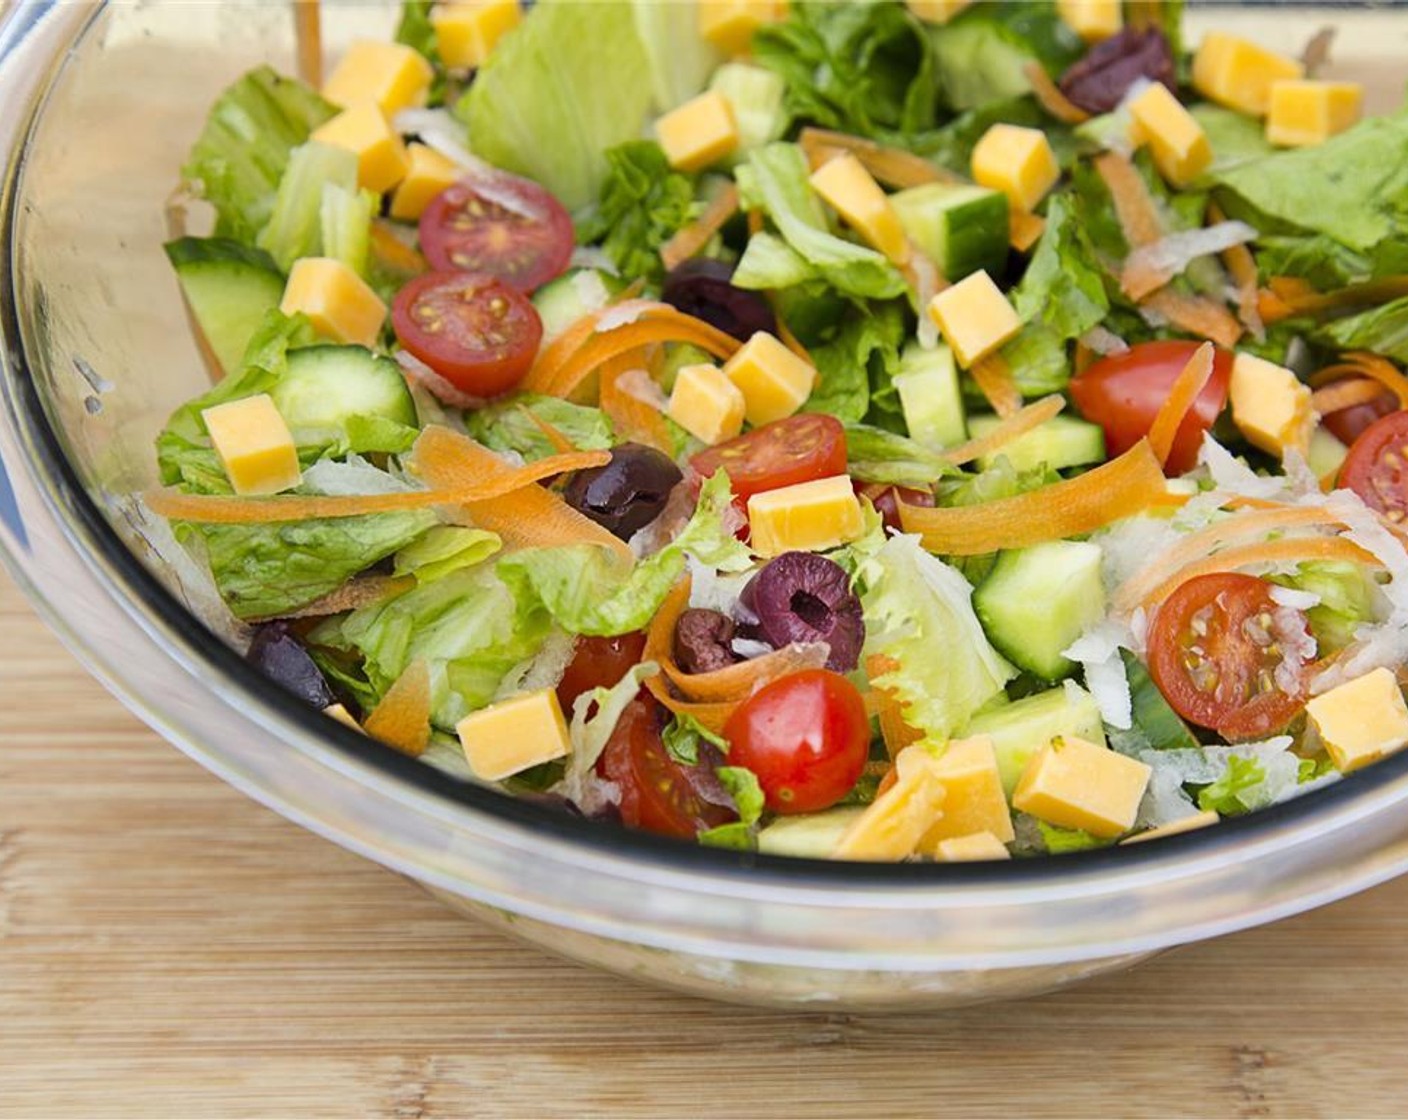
150,0,1408,861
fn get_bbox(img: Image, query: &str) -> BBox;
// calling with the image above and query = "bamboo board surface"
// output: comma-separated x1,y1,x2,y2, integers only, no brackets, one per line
2,570,1407,1119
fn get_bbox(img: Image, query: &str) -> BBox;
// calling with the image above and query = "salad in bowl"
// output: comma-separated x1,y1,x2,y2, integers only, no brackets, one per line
147,0,1408,863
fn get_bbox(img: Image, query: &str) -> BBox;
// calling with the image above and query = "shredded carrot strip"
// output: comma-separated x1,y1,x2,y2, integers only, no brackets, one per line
660,183,740,272
968,352,1023,419
644,676,738,735
526,312,607,395
1208,202,1262,335
747,208,764,236
1311,378,1390,416
1269,276,1317,302
1258,288,1295,324
1095,151,1163,249
874,764,899,798
1310,352,1408,408
1141,288,1243,349
1148,343,1215,468
370,219,428,275
865,654,924,757
898,439,1167,555
939,395,1065,466
1023,60,1090,124
598,347,673,454
1009,209,1046,253
663,642,829,703
798,127,961,188
363,659,432,758
1073,341,1095,375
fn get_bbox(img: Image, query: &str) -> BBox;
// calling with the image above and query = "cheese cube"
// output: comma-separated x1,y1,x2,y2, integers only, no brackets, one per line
698,0,788,56
933,831,1011,862
322,40,434,117
970,124,1059,213
905,0,972,26
1306,668,1408,774
747,475,865,558
833,764,947,861
809,153,909,265
1120,809,1219,845
1056,0,1121,43
201,394,301,497
456,688,571,782
899,737,1015,848
1127,82,1213,188
310,104,411,193
655,90,739,173
324,703,364,732
1228,352,1314,459
431,0,522,70
1192,32,1304,117
926,270,1022,368
723,332,816,425
281,257,388,349
389,143,462,221
1267,80,1364,148
668,363,746,445
1013,735,1151,839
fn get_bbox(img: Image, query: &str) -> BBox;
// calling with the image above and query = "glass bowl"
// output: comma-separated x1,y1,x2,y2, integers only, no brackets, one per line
4,1,1408,1011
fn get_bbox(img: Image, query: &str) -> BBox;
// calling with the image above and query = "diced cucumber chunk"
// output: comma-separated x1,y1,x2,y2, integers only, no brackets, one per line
757,807,865,859
963,683,1106,797
1122,650,1200,752
890,181,1009,281
894,341,966,449
271,345,417,445
532,268,624,343
165,237,286,376
966,413,1106,473
1307,426,1348,480
709,62,788,159
973,540,1106,681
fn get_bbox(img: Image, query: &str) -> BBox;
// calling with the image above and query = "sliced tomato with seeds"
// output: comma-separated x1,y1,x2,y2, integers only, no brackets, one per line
1339,410,1408,522
1147,572,1313,742
689,414,848,500
419,178,574,292
392,270,542,398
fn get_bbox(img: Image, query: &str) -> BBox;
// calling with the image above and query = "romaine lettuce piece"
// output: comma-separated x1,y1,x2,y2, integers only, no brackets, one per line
1318,295,1408,364
1010,194,1108,341
927,2,1082,113
575,141,698,285
631,0,722,111
256,141,366,274
465,393,616,462
393,526,503,584
804,301,908,423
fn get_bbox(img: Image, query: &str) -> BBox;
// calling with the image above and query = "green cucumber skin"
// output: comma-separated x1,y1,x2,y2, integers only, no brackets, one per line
166,237,286,375
967,414,1106,473
272,345,417,434
964,684,1107,797
895,342,966,449
891,183,1009,282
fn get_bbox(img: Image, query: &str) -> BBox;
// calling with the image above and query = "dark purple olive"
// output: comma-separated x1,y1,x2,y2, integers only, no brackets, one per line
563,443,684,541
674,608,741,675
739,552,864,672
661,258,777,343
1059,27,1176,115
246,623,335,710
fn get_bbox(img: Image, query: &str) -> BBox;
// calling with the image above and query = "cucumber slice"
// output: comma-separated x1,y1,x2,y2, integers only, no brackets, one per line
973,540,1106,681
966,413,1106,473
757,807,865,859
271,345,417,444
165,237,286,375
1307,426,1348,480
963,683,1107,797
894,342,966,449
532,268,624,343
1122,650,1200,752
890,182,1009,282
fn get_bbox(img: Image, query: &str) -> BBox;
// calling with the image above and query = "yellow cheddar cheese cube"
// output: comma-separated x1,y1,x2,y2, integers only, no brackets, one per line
389,143,462,221
1192,32,1303,117
655,90,739,173
324,703,364,732
698,0,788,56
747,475,865,558
933,831,1011,862
456,688,571,782
1056,0,1121,43
1306,668,1408,774
723,331,816,425
1228,352,1314,460
905,0,972,26
809,153,909,265
310,104,411,193
1127,81,1212,188
833,764,947,861
201,394,302,497
899,737,1015,848
668,363,746,445
432,0,522,70
1267,80,1364,148
322,40,434,117
1013,735,1151,839
971,123,1060,213
1120,809,1219,845
926,270,1022,368
281,257,388,349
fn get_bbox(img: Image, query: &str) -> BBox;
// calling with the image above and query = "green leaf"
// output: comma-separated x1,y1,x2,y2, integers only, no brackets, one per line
576,141,699,285
804,301,908,423
662,713,728,765
699,765,766,850
393,526,502,583
1010,194,1108,341
465,393,616,462
631,0,724,111
1270,561,1380,655
843,422,955,487
1197,755,1267,816
927,3,1082,113
1037,820,1114,853
1317,295,1408,364
256,141,365,274
1122,650,1200,752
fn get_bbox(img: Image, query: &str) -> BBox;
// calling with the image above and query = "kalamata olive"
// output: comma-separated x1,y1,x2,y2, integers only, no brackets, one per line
1059,27,1176,115
246,623,336,710
661,258,777,343
563,443,684,541
739,552,864,672
856,482,935,533
674,608,742,674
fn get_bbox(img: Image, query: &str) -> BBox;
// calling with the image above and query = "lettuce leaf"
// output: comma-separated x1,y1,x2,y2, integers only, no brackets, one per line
1271,560,1381,654
698,766,765,850
926,2,1082,113
256,141,374,276
804,301,908,423
1317,295,1408,364
576,141,699,285
631,0,723,111
1037,820,1114,853
843,423,955,487
465,393,616,462
1197,755,1266,816
1011,194,1108,341
393,526,502,584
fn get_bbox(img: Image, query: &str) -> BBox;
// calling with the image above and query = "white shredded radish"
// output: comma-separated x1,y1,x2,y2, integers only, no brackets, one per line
1124,222,1258,289
908,246,941,350
1079,325,1129,356
1272,606,1318,696
1269,585,1321,611
394,350,489,410
595,299,656,333
615,367,669,411
392,107,544,221
686,556,755,615
570,246,619,275
1198,436,1291,501
1064,618,1137,729
730,637,774,660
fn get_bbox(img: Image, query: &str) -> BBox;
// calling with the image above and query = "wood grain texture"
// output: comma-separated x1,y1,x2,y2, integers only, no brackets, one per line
2,570,1407,1119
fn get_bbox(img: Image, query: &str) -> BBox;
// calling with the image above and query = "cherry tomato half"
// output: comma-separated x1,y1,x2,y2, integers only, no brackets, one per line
722,669,871,815
689,414,848,500
1322,389,1397,447
555,632,647,717
1147,573,1312,741
856,482,935,532
1338,410,1408,521
1070,341,1233,475
596,694,736,839
392,271,542,398
419,178,574,292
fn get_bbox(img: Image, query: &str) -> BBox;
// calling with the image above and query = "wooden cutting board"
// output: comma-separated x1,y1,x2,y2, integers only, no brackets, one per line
2,568,1406,1118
